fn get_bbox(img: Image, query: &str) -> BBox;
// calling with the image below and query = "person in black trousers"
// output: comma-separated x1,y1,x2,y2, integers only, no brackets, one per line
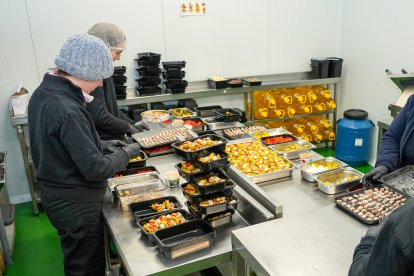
28,33,141,276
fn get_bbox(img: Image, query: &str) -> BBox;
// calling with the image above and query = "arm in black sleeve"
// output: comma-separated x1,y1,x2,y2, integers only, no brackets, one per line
86,87,131,134
118,110,135,124
59,114,129,180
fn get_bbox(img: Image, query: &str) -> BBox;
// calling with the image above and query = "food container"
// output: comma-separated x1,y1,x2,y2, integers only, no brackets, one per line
208,79,228,89
128,196,182,222
227,79,243,88
137,209,194,242
136,75,161,84
108,171,161,192
181,181,236,205
114,66,127,74
153,219,215,259
300,157,347,182
195,130,219,137
202,118,243,131
195,106,222,117
0,167,4,183
194,193,239,216
270,140,317,159
166,79,188,88
175,162,205,182
133,127,193,149
172,134,228,160
164,171,180,188
114,166,159,178
260,134,297,146
170,107,195,118
112,75,127,84
197,151,229,171
115,180,164,211
181,117,205,132
144,145,174,157
136,86,162,96
137,66,161,75
194,170,229,195
381,165,414,197
137,52,161,63
204,210,234,229
141,110,170,124
316,168,363,195
334,185,408,224
222,125,268,140
163,71,186,79
214,108,241,123
0,152,4,165
243,77,262,86
126,151,148,169
249,127,291,140
162,61,186,70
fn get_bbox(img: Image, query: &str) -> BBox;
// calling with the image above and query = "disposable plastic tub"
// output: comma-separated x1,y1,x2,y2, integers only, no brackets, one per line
128,196,182,222
153,219,214,259
135,59,160,67
136,76,161,84
194,106,223,117
137,66,161,74
172,134,228,160
136,209,194,242
214,108,241,123
197,151,229,171
165,68,184,77
243,77,262,86
194,170,229,195
208,79,228,89
163,71,186,79
126,151,148,169
181,181,236,204
227,79,243,88
112,75,127,84
181,117,205,132
136,86,162,95
137,52,161,63
114,66,126,74
175,162,205,182
162,61,186,70
204,210,234,229
144,145,174,157
108,171,161,192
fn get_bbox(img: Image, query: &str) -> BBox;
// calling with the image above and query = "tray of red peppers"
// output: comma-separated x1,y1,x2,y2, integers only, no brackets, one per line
260,134,297,146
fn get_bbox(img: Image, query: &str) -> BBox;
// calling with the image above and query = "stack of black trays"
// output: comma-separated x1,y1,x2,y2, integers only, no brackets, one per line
162,61,188,94
135,52,162,96
113,66,127,100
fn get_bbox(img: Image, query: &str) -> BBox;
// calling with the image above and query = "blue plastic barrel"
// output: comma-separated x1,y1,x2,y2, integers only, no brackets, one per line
335,109,374,166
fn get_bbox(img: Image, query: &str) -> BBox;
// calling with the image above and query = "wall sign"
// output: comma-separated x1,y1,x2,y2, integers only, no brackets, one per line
181,1,207,16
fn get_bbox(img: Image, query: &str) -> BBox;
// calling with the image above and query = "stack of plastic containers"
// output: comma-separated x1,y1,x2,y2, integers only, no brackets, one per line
171,134,239,229
162,61,188,94
113,66,127,100
135,52,162,96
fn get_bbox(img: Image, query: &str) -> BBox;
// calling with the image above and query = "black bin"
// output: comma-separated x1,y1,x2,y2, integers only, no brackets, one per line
327,57,343,78
310,58,329,79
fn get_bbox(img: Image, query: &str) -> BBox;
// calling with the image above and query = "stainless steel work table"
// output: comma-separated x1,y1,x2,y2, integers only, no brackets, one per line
102,154,252,276
231,168,369,276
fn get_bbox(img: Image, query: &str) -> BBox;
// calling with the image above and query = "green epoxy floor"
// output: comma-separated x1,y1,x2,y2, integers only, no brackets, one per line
6,148,373,275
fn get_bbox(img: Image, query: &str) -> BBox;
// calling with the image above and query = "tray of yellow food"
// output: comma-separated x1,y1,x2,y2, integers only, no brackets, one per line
226,140,295,184
250,127,292,140
316,168,363,195
270,140,317,160
300,157,348,182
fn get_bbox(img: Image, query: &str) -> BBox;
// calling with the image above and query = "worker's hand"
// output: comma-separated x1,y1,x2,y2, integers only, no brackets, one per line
102,140,127,153
126,124,140,136
122,143,141,159
134,121,149,132
363,166,389,185
365,217,388,238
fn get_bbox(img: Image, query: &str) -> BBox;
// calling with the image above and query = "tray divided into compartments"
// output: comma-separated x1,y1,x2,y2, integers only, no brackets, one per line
181,181,236,205
334,185,409,225
205,210,235,229
126,151,148,169
260,134,297,146
214,108,241,123
153,219,215,259
136,209,194,242
172,134,228,160
316,168,363,195
128,196,182,222
381,165,414,197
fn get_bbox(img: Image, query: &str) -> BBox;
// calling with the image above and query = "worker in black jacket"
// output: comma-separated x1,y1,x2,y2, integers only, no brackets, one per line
86,22,147,141
28,33,141,276
349,198,414,275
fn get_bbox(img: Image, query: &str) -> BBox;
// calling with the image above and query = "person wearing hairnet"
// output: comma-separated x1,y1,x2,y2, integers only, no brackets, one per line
28,33,141,276
349,198,414,275
86,22,147,142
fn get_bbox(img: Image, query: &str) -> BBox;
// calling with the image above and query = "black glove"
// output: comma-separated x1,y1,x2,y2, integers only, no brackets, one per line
363,165,389,184
134,121,149,132
102,140,127,153
126,125,140,136
365,217,388,238
122,143,141,159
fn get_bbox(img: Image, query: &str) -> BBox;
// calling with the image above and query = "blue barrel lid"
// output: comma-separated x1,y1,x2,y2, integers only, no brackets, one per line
343,109,368,120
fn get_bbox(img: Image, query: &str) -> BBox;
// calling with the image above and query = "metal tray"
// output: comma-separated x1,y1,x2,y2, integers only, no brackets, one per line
181,181,236,204
316,168,363,195
222,126,268,140
204,210,234,229
132,126,193,149
201,118,244,131
381,165,414,197
300,157,347,182
115,180,165,211
170,108,195,119
249,127,292,140
270,140,316,159
334,184,408,225
153,219,215,259
260,134,297,146
128,196,183,222
136,209,194,242
228,162,294,184
143,145,174,157
108,171,161,192
172,134,228,160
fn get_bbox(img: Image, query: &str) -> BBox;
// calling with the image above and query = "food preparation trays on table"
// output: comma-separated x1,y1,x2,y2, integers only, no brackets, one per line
381,165,414,197
300,157,347,182
260,134,297,146
228,164,294,184
214,108,241,123
153,219,215,259
204,210,235,229
108,171,162,192
143,145,175,157
115,180,165,211
181,181,236,205
249,127,291,139
197,151,230,171
185,195,239,218
316,167,363,195
194,106,222,117
136,209,194,243
172,134,228,160
170,107,195,119
126,151,148,169
175,162,205,182
222,125,268,140
180,117,205,132
129,196,182,222
201,118,244,131
270,140,316,160
334,184,408,224
132,126,196,149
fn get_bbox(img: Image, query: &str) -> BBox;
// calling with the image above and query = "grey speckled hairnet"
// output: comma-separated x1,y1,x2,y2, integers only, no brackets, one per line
87,23,126,50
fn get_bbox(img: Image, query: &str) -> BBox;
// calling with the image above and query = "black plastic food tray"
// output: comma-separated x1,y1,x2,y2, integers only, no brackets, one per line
113,75,127,84
168,87,186,94
136,86,162,95
214,108,241,122
196,192,237,216
128,196,182,222
135,59,160,67
243,78,262,86
137,66,161,74
137,52,161,63
227,79,243,88
221,131,251,141
137,75,161,83
197,151,229,171
144,146,175,157
204,210,234,229
115,166,159,178
136,209,194,242
153,219,214,259
165,68,184,77
334,185,408,225
172,134,228,160
194,106,222,117
181,117,204,132
114,66,127,74
163,71,186,79
136,69,161,77
116,94,126,100
208,79,228,89
166,79,188,86
260,134,298,146
162,61,186,70
126,151,148,169
175,162,205,182
181,181,236,204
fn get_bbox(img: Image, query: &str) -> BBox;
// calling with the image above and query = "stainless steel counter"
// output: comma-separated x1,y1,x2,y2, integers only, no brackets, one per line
231,168,369,276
